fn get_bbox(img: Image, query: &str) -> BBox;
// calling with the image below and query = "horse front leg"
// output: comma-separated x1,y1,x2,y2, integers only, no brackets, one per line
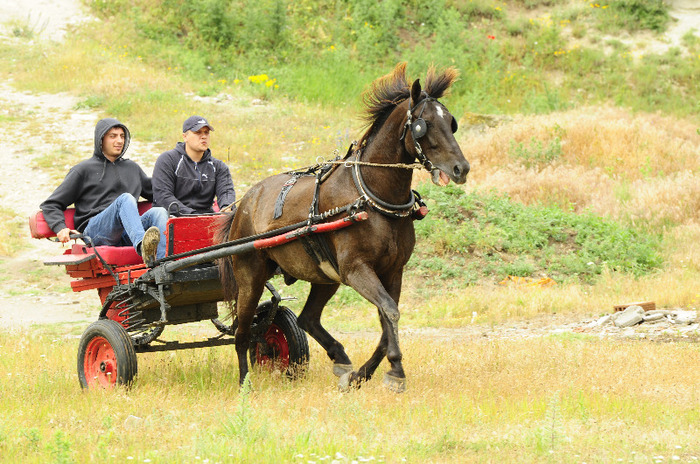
296,283,354,377
341,267,406,392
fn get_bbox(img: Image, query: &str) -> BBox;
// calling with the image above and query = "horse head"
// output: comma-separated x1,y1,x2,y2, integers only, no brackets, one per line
402,73,470,186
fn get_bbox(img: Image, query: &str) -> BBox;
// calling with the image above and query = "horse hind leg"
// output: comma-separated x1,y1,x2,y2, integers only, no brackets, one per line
296,283,354,376
232,265,268,388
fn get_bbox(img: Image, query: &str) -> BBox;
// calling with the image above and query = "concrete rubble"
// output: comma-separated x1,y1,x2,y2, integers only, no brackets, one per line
585,306,699,341
404,306,699,343
611,305,645,328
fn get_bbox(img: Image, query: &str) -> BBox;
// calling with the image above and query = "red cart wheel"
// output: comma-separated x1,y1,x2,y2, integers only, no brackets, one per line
249,306,309,378
77,319,138,389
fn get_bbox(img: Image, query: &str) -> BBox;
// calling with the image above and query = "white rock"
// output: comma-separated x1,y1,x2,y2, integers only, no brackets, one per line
670,310,697,324
591,315,612,327
643,312,666,323
611,305,645,328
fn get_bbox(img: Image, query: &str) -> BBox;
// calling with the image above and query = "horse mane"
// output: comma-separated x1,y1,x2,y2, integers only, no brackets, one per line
355,63,459,151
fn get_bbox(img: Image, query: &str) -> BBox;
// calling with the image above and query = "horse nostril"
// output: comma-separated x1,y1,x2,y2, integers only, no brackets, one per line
454,162,470,180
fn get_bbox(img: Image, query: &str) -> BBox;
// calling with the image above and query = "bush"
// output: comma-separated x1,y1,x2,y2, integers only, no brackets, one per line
78,0,698,116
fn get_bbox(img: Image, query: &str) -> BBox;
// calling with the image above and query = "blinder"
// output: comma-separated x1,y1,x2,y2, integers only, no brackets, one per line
403,97,457,141
411,118,427,140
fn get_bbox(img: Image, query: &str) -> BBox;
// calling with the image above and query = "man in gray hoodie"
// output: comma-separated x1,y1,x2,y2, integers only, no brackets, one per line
40,118,168,265
152,115,235,215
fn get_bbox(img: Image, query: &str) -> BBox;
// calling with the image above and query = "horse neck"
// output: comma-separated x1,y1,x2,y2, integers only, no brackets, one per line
357,116,414,204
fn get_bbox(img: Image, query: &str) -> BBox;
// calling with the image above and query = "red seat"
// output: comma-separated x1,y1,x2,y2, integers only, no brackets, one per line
29,203,153,266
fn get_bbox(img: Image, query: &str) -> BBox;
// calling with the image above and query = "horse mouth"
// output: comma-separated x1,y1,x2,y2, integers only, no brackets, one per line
431,169,452,186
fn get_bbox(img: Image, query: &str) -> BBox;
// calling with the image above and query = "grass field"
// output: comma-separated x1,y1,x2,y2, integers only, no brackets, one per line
2,324,700,463
1,0,699,462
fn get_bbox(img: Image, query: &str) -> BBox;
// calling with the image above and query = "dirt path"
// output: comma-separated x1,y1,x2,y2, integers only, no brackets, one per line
0,86,105,328
0,2,161,329
0,0,91,42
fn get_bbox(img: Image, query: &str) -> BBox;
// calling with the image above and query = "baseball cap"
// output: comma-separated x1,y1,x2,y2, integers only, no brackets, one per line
183,115,215,133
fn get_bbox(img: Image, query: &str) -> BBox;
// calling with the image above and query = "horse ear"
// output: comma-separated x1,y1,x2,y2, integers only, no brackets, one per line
411,79,422,106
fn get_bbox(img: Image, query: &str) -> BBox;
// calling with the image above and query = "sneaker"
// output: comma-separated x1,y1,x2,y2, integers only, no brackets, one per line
141,226,160,267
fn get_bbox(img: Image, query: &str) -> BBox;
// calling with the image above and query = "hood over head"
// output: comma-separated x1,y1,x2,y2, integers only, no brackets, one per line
93,118,131,160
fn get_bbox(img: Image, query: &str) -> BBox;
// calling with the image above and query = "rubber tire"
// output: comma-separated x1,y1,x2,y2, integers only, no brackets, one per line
77,319,138,389
249,306,310,378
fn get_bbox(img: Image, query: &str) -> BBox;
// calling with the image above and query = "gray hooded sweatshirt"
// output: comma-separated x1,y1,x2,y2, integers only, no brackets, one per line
152,142,235,216
40,118,153,233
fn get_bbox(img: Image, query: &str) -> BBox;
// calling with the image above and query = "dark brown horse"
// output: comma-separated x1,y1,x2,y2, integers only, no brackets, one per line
217,63,469,391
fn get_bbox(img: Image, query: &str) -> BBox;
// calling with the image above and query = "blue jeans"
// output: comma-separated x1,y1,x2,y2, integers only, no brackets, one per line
83,193,168,259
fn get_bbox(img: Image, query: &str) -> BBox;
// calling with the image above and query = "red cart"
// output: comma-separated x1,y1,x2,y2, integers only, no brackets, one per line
29,203,367,389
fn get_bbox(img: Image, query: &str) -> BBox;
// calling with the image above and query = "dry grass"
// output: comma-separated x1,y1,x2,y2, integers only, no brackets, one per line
2,18,700,463
398,269,699,327
473,164,617,212
458,106,700,227
461,106,700,180
0,207,26,257
2,326,700,463
624,170,700,227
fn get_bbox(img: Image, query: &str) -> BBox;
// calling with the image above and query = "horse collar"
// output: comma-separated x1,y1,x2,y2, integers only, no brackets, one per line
351,151,416,219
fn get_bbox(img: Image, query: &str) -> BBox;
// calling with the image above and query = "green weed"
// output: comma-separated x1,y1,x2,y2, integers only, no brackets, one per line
595,0,671,33
3,14,48,39
0,0,692,121
47,430,74,464
411,184,662,284
509,135,563,167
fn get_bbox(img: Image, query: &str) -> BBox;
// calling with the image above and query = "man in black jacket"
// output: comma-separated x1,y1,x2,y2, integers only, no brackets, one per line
40,118,168,265
152,115,235,216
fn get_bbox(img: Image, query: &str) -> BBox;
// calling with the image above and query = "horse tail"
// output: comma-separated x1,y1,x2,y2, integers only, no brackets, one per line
214,212,239,304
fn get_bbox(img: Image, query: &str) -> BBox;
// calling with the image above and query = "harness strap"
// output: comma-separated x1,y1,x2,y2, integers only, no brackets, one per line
273,175,300,219
301,168,340,276
400,96,437,173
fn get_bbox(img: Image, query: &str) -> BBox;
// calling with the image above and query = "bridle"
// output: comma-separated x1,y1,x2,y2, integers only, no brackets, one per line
399,95,458,174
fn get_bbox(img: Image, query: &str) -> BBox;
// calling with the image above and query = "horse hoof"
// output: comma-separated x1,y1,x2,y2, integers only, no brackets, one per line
338,372,353,392
383,373,406,393
333,363,354,377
